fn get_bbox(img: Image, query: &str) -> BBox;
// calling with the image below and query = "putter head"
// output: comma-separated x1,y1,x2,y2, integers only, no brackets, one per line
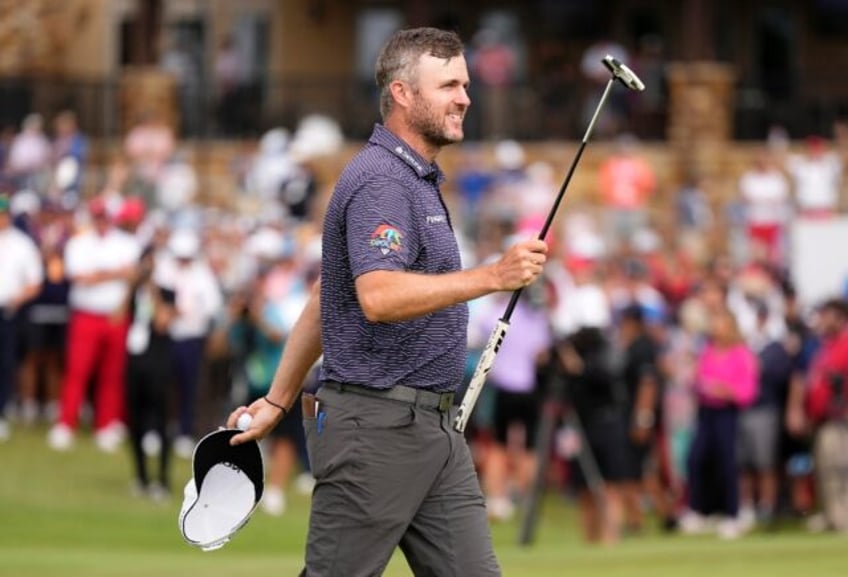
602,55,645,91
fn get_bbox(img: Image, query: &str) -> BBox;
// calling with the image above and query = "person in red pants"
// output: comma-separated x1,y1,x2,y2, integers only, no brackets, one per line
47,196,140,452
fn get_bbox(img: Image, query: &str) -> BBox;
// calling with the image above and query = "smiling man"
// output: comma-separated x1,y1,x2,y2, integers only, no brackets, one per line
228,27,548,576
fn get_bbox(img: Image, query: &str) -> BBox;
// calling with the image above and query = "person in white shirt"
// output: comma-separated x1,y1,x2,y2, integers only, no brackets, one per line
738,151,792,264
0,194,44,440
48,196,141,452
786,136,843,218
159,228,223,456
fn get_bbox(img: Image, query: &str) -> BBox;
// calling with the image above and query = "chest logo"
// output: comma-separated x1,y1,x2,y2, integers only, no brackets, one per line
370,224,403,255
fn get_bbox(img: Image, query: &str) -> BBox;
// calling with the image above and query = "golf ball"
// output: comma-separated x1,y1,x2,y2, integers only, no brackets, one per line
237,413,252,431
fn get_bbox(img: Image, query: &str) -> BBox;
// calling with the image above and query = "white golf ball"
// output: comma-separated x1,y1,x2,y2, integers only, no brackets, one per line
237,413,253,431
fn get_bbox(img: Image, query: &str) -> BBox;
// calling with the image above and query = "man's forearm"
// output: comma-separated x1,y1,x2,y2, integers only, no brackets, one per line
265,280,323,410
356,266,499,323
73,265,136,286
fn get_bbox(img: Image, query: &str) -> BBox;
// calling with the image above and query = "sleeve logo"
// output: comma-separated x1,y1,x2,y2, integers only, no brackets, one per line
369,224,403,255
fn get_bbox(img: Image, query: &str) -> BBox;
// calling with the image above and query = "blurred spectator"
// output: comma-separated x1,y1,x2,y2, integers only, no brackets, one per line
160,35,202,137
608,257,668,329
17,201,72,426
214,35,249,136
454,145,495,226
155,150,198,213
477,289,552,522
557,326,628,544
124,246,176,501
738,300,794,530
661,303,701,505
738,151,792,265
236,228,310,515
679,308,758,539
469,28,517,140
785,136,843,218
618,304,676,533
598,135,657,249
727,262,786,347
6,113,51,192
244,128,297,213
48,197,141,452
124,112,176,207
804,298,848,533
0,194,44,440
50,109,88,204
553,256,611,338
159,229,223,457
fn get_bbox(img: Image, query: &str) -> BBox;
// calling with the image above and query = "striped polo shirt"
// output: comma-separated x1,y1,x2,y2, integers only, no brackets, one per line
319,124,468,392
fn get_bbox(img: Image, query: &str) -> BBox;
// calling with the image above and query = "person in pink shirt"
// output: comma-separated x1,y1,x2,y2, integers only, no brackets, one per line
679,308,758,539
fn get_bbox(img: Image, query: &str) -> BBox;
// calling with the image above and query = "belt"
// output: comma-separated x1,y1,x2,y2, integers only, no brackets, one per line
321,381,455,413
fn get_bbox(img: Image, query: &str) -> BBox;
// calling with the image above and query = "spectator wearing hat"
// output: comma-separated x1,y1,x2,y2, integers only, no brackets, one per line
48,196,141,451
159,229,223,457
0,194,44,440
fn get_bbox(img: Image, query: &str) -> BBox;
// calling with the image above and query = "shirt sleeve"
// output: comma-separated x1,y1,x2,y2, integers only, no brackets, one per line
345,175,420,278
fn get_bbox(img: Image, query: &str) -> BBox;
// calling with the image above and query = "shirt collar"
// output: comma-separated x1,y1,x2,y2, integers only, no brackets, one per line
369,124,445,185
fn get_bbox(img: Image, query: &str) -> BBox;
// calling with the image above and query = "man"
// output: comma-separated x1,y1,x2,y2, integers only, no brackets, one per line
160,228,223,458
228,27,547,576
0,193,44,440
47,196,140,452
617,304,675,533
804,298,848,532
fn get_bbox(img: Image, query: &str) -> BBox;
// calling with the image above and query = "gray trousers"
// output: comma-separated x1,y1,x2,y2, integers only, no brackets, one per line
300,384,501,577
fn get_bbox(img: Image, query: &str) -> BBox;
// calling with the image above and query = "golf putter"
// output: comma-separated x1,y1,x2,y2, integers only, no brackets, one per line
454,55,645,433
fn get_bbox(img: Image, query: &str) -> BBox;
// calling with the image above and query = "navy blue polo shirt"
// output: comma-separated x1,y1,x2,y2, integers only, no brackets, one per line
319,124,468,392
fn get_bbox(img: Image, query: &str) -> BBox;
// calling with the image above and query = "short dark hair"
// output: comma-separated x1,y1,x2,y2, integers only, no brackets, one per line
375,27,464,120
819,298,848,318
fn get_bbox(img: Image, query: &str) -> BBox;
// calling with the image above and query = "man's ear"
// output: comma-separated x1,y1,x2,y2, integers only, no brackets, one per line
389,80,412,111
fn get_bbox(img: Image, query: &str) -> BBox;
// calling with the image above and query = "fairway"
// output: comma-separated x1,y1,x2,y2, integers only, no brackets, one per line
2,425,846,577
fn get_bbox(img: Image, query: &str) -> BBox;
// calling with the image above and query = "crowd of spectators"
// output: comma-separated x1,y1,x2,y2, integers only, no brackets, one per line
1,108,848,543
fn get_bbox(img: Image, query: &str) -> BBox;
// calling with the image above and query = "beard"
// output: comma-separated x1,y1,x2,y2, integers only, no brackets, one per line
408,92,464,148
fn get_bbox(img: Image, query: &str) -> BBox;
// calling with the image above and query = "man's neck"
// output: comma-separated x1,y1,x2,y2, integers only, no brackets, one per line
384,117,439,163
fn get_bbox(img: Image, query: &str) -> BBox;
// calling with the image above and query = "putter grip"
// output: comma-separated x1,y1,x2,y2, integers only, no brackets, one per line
454,319,510,432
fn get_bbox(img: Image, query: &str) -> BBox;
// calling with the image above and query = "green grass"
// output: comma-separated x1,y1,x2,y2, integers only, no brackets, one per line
2,425,847,576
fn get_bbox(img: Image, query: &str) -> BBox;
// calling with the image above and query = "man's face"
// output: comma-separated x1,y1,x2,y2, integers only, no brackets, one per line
816,308,846,338
407,53,471,147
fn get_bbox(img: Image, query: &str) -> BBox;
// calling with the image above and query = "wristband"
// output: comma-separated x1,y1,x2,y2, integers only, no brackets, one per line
263,395,289,417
